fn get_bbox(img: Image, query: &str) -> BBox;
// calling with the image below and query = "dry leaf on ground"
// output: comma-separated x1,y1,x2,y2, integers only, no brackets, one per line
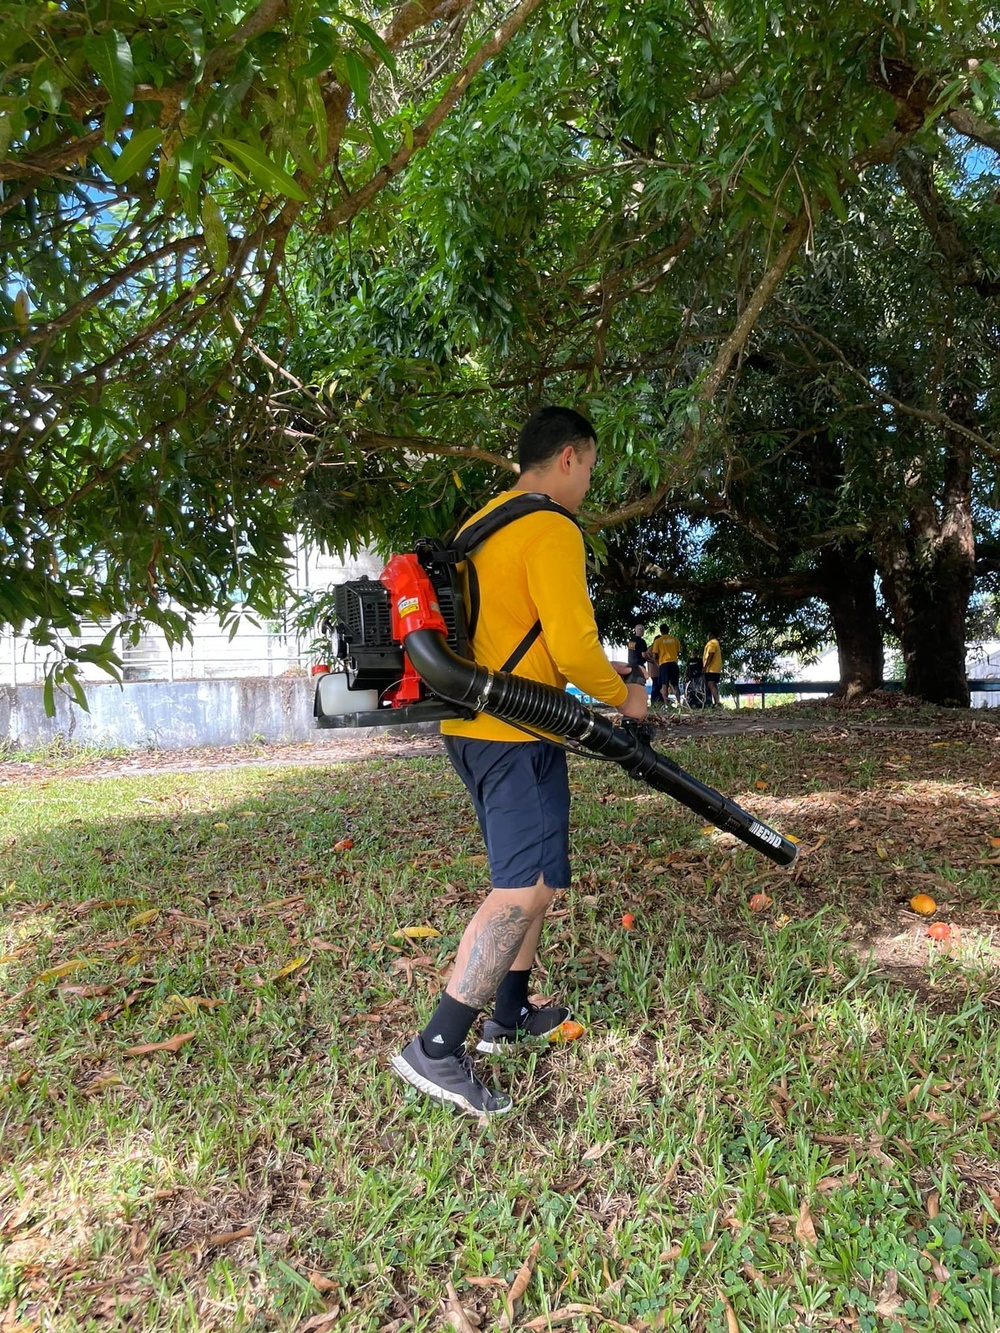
795,1199,818,1245
521,1306,601,1329
298,1311,340,1332
443,1282,479,1333
498,1241,540,1331
721,1293,740,1333
123,1031,196,1056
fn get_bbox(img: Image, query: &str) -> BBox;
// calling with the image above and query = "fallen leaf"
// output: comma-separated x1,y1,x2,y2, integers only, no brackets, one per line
926,1190,940,1219
34,958,97,983
57,984,113,999
463,1276,508,1288
333,837,354,851
443,1282,478,1333
392,925,441,940
721,1293,740,1333
268,956,309,981
498,1241,540,1331
309,1272,337,1293
127,909,159,928
161,994,225,1018
203,1225,253,1247
521,1306,601,1329
795,1199,818,1245
298,1311,340,1332
124,1031,196,1056
582,1141,614,1161
874,1268,901,1317
920,1248,950,1281
88,1075,124,1092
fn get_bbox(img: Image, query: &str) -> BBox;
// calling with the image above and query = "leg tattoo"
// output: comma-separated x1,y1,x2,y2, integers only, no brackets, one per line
450,903,530,1010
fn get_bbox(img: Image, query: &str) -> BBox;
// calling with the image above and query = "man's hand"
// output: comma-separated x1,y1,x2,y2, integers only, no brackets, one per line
620,684,648,720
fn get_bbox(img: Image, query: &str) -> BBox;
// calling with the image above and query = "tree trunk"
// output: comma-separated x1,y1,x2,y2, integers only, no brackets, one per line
818,544,883,696
874,400,975,707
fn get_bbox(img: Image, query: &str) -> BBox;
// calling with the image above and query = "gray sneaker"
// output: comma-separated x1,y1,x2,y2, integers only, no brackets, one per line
476,1003,571,1053
390,1037,513,1116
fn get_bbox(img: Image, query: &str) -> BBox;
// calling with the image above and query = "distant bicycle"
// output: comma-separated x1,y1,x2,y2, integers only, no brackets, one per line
683,657,708,709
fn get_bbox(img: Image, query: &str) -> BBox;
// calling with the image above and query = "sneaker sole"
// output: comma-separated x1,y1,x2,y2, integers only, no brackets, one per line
390,1052,513,1117
475,1032,560,1054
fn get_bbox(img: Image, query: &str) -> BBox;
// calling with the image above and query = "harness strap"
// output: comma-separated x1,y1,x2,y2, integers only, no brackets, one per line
448,493,577,668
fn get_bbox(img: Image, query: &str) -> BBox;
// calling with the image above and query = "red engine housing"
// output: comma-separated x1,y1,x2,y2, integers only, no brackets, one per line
380,554,449,707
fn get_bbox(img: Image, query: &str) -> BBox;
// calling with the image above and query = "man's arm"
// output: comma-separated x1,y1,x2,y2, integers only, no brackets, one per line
525,522,633,710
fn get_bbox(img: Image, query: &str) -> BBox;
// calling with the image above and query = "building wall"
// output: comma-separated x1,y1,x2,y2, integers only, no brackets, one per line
2,676,326,751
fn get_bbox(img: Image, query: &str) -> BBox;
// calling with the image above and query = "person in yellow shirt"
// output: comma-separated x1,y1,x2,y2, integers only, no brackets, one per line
392,406,648,1116
703,634,723,706
652,623,682,706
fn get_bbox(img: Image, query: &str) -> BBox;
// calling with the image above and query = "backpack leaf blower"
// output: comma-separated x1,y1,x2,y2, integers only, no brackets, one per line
314,502,798,868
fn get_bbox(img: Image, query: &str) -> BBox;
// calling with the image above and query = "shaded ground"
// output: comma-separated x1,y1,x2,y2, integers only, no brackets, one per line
2,705,1000,1330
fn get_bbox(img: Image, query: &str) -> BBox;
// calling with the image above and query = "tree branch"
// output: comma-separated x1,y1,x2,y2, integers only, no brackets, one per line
318,0,546,233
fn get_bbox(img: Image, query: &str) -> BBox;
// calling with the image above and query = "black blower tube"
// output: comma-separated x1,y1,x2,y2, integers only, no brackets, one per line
404,629,798,868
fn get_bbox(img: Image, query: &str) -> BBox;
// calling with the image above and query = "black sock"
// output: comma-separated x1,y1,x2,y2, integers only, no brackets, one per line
493,968,531,1029
420,992,479,1060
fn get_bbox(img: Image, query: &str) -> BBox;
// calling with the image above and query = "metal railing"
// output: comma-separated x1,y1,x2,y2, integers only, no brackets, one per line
727,679,1000,707
0,626,313,686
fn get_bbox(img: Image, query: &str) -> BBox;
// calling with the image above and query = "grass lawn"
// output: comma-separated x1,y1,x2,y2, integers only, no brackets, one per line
2,712,1000,1332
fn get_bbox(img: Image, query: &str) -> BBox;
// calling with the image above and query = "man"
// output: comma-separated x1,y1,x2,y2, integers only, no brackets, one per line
626,623,649,687
391,407,648,1116
703,633,722,707
653,623,682,706
648,627,664,704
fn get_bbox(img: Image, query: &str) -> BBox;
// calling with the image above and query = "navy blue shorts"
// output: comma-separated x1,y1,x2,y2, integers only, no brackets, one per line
443,736,571,889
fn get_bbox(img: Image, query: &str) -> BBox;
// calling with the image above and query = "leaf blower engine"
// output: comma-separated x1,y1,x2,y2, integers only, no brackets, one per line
314,536,797,867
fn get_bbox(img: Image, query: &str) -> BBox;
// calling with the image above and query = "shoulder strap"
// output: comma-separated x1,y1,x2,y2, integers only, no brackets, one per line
450,494,578,654
450,493,577,561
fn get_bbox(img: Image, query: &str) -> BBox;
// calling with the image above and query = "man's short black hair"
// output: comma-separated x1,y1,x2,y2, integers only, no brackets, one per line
518,406,596,471
660,624,669,633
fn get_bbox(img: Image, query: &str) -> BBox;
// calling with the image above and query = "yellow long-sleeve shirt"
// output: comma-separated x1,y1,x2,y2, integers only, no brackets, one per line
441,491,628,742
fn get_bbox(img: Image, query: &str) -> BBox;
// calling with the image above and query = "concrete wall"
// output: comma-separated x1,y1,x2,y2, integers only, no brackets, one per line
1,676,321,751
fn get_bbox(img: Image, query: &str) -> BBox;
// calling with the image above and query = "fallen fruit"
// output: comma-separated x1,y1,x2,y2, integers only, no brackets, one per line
909,893,937,916
333,837,354,851
393,925,441,940
928,922,951,941
549,1020,585,1043
749,893,772,912
621,912,636,929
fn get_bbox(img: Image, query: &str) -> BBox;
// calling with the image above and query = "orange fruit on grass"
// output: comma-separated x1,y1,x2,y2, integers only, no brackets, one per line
621,913,636,930
927,922,951,941
549,1020,586,1043
748,893,772,912
909,893,937,916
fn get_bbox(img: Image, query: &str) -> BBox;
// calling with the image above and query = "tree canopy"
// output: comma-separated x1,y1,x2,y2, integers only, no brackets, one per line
2,0,999,702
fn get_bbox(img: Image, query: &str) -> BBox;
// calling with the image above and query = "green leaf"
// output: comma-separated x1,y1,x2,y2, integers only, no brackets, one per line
0,113,12,160
340,50,370,110
201,193,229,273
217,138,308,201
84,30,135,113
305,79,328,162
108,127,162,184
819,173,848,223
42,672,55,718
340,14,397,74
296,21,337,78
